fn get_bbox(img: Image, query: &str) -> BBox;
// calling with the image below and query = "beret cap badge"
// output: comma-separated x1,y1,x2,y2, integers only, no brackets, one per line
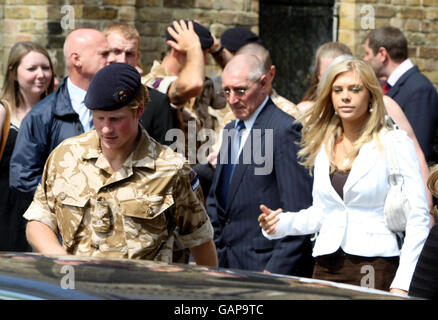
114,88,132,103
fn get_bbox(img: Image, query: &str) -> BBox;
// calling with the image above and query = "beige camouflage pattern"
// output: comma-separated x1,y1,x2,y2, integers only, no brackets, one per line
24,127,213,262
141,61,177,101
270,89,301,119
141,60,226,160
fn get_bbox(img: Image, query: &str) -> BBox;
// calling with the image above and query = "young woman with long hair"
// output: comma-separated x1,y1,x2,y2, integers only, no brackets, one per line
0,41,55,251
259,56,430,295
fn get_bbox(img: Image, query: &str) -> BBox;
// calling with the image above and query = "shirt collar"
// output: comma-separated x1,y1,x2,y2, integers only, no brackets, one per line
237,95,269,130
81,126,156,171
387,59,414,87
67,77,87,107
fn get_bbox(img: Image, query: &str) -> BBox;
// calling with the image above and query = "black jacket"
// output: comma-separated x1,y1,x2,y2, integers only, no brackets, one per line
206,99,314,276
141,87,174,146
387,66,438,162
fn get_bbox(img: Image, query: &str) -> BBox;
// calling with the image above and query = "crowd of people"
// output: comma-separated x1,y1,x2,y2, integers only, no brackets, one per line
0,21,437,299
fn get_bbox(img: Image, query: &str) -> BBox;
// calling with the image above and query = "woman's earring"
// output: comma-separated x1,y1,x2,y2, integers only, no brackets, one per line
369,102,373,113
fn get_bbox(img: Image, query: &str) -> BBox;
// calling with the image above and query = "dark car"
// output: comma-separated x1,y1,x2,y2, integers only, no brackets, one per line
0,252,412,301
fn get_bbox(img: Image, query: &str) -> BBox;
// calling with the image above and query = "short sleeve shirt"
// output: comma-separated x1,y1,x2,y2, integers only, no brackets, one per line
24,127,213,262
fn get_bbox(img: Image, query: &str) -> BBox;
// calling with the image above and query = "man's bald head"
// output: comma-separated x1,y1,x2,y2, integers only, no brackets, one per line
236,43,272,74
63,28,109,89
223,53,264,83
236,43,275,94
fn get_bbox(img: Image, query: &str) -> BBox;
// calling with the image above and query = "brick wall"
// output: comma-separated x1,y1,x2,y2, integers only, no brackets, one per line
336,0,438,88
0,0,259,84
0,1,436,88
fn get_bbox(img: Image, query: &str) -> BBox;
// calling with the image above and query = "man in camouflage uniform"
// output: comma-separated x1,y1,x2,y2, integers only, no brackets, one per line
24,63,218,266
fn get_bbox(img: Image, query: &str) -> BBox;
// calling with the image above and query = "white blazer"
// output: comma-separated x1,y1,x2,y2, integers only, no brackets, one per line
264,129,430,291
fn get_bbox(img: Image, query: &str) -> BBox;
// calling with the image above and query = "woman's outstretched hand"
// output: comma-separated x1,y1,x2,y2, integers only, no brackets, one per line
258,204,282,235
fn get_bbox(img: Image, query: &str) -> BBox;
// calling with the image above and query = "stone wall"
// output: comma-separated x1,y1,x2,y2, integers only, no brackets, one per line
336,0,438,87
0,0,259,83
0,0,437,87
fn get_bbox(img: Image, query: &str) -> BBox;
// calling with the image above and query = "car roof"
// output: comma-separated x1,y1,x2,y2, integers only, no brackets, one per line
0,252,412,300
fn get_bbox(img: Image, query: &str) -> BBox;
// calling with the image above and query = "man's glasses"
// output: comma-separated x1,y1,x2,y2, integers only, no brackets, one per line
222,78,260,98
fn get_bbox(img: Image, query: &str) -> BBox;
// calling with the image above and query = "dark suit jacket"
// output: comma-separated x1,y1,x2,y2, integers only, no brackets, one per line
409,222,438,299
387,66,438,162
141,87,175,146
206,98,314,276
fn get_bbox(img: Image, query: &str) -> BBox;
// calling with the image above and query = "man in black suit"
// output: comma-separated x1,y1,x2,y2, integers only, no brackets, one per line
104,22,174,146
364,26,438,163
206,54,314,276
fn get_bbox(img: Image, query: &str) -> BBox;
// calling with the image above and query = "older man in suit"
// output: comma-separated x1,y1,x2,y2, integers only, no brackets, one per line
206,54,313,276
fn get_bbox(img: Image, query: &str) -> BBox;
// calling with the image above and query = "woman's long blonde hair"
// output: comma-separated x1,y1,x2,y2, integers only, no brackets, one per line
297,56,387,173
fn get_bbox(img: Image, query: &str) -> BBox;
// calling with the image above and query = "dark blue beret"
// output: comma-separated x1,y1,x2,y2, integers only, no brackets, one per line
85,63,141,111
220,27,262,53
166,20,213,50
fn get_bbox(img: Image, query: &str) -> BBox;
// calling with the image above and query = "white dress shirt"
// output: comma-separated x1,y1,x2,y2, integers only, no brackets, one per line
67,78,93,132
387,59,414,87
231,96,269,163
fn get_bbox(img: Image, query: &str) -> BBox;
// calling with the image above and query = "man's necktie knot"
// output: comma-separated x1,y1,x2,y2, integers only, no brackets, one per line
236,120,245,132
382,82,391,94
236,120,245,148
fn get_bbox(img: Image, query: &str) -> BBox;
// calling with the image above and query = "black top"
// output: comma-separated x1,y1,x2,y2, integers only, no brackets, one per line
0,120,30,251
330,169,350,200
140,87,175,146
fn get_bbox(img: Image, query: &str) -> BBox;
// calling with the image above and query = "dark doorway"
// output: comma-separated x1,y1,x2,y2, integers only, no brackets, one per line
260,0,336,104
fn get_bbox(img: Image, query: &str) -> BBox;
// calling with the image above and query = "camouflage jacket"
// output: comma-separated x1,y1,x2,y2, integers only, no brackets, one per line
24,127,213,261
142,61,226,161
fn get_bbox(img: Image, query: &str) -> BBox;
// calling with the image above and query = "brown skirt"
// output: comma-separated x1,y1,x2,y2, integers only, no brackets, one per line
312,248,399,291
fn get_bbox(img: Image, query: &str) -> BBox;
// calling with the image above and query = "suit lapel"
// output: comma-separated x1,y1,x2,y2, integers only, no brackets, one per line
343,140,378,194
225,157,249,210
387,66,418,99
213,120,235,211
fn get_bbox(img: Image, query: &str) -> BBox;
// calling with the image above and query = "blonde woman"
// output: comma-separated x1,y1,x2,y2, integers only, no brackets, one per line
258,56,430,295
297,43,433,211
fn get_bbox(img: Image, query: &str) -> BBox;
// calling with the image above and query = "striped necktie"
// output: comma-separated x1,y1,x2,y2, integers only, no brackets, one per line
219,120,246,207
